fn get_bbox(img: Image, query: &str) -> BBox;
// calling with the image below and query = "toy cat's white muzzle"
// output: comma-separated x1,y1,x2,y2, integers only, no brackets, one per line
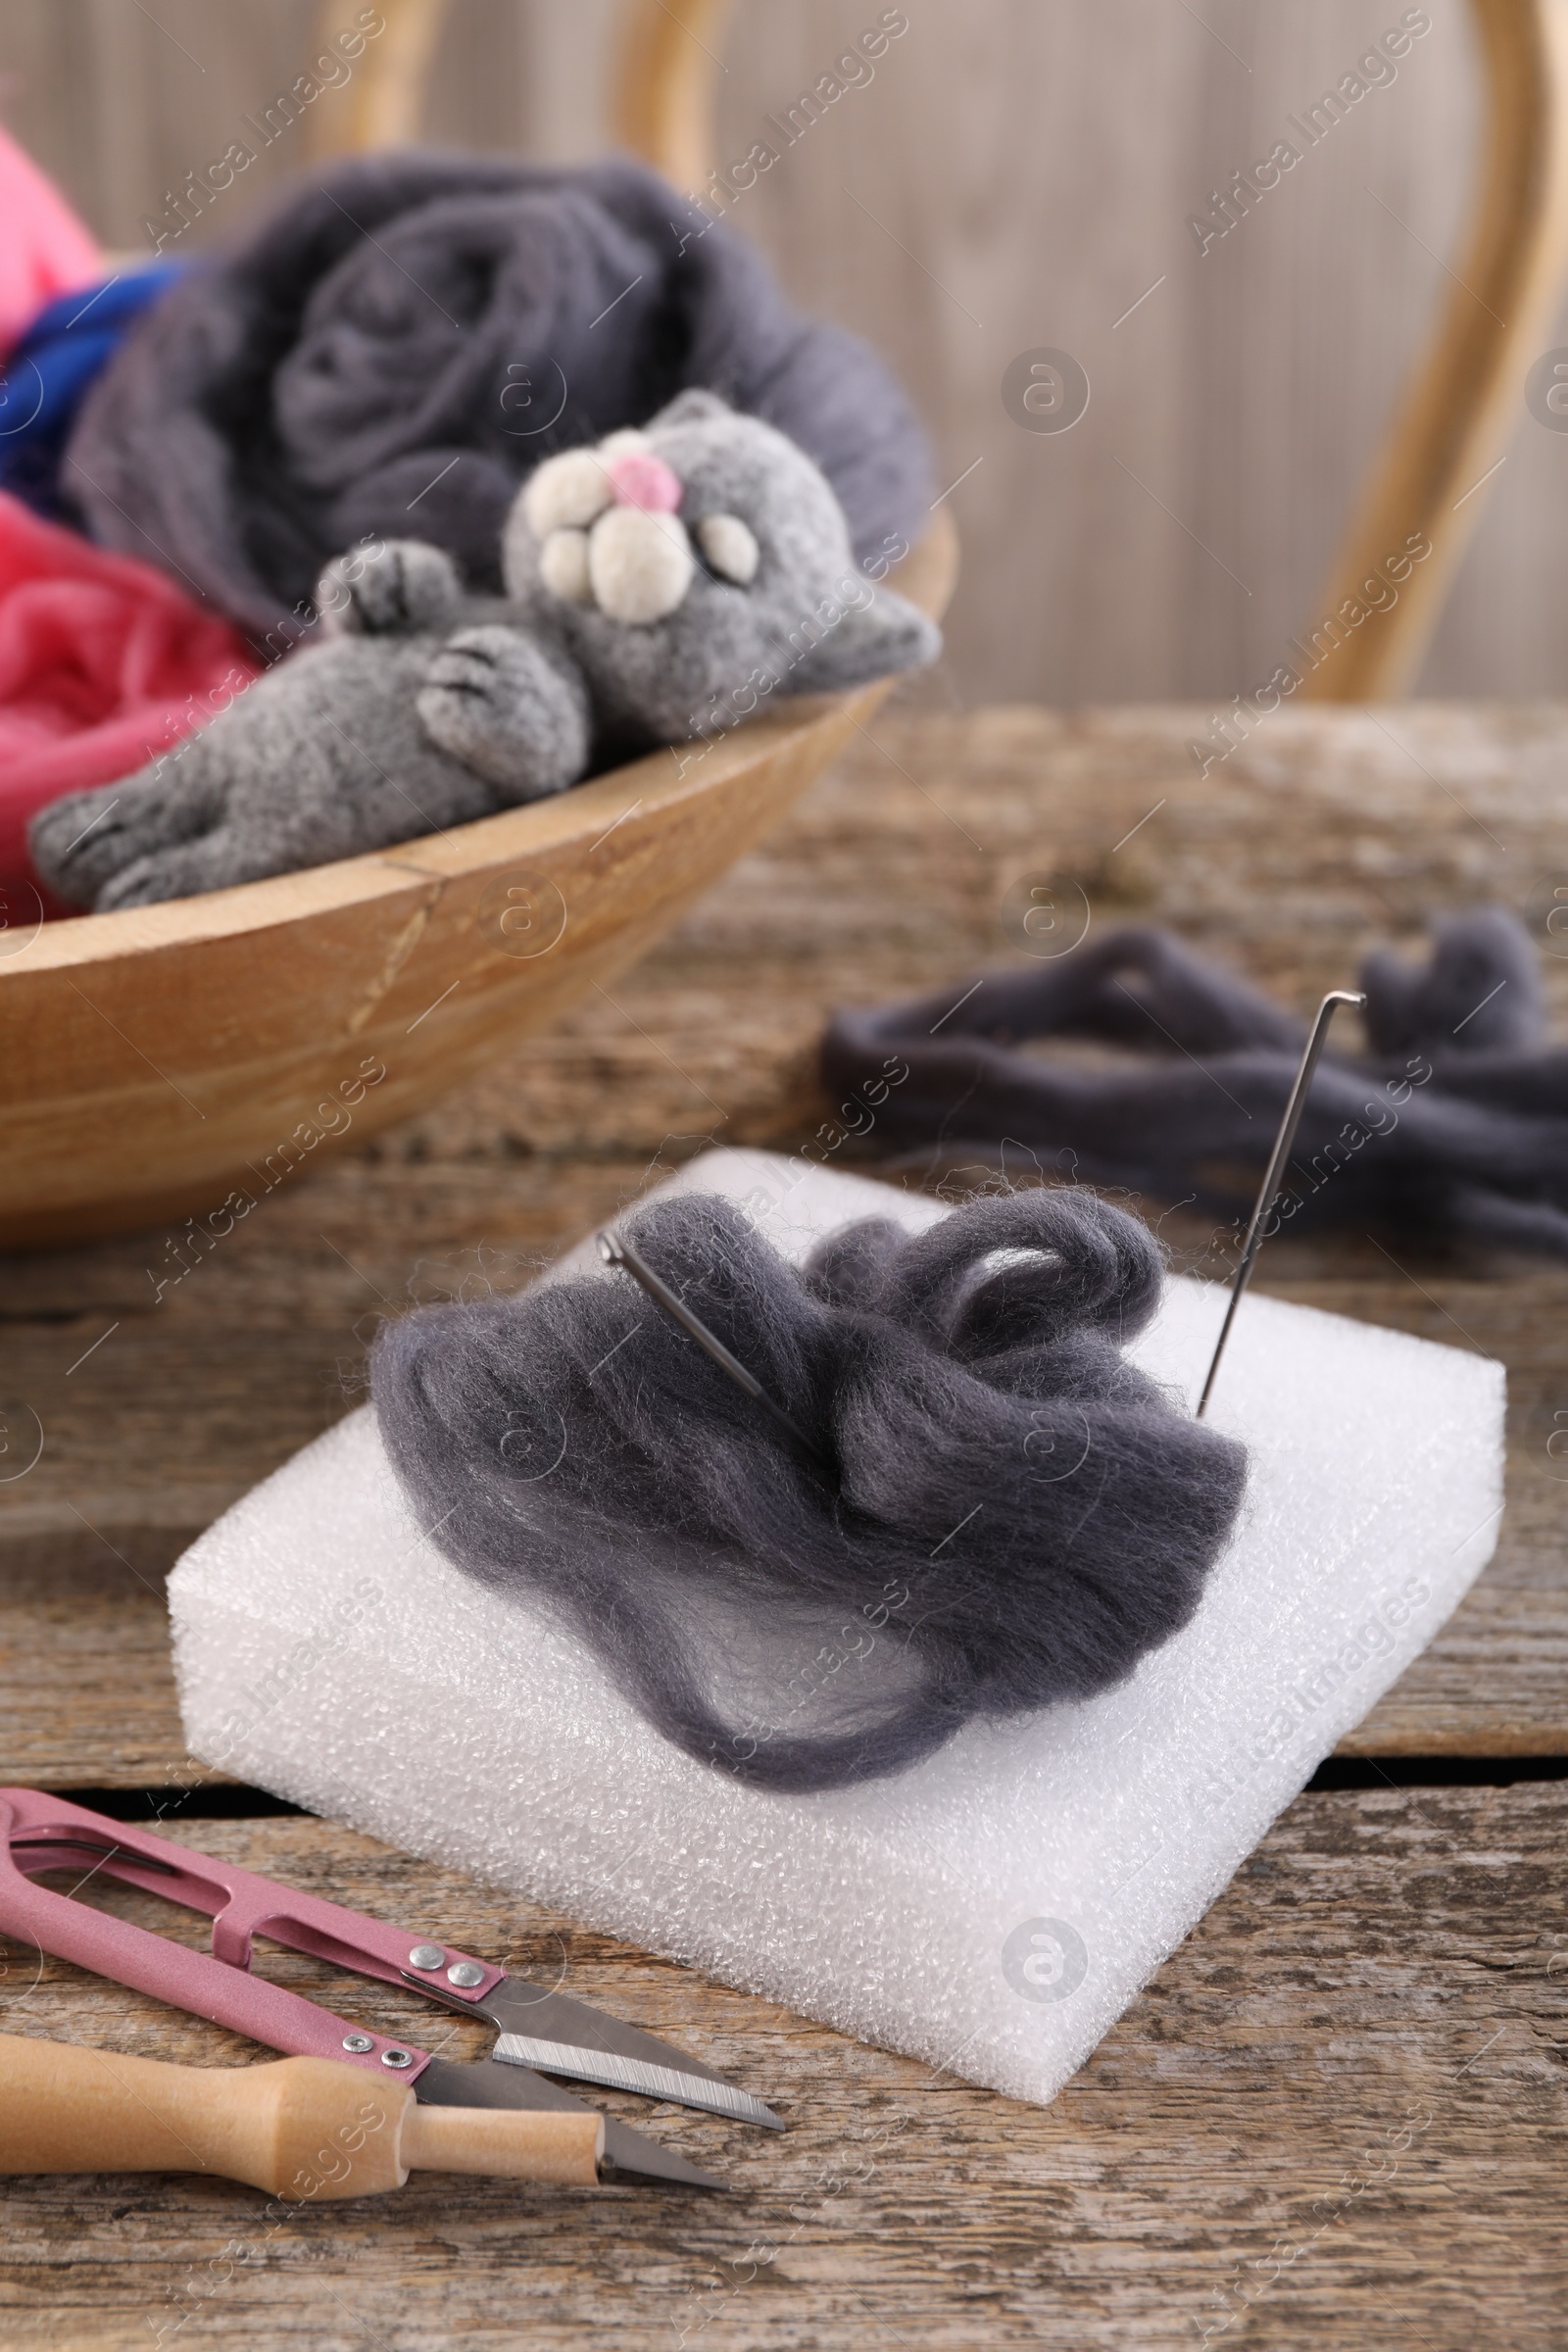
523,432,760,626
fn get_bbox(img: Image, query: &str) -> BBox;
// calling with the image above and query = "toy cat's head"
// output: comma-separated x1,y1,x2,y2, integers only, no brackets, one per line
502,391,941,744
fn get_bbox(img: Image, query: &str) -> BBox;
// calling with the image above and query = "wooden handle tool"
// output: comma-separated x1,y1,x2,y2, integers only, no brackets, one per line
0,2032,603,2198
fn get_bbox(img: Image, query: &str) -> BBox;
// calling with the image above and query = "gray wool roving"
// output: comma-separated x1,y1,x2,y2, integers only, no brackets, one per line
31,394,939,910
63,150,933,640
370,1186,1249,1793
822,911,1568,1258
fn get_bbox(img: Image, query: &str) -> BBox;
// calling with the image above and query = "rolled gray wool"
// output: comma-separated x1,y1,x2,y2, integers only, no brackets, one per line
169,1152,1505,2107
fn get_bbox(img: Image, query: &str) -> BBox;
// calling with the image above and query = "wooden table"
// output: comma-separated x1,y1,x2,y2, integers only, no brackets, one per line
2,703,1564,2347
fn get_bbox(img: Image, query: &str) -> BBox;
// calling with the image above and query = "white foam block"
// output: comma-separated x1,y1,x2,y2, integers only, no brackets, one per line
169,1152,1504,2106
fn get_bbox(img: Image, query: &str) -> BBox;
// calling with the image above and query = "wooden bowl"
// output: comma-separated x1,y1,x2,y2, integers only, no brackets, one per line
0,519,956,1249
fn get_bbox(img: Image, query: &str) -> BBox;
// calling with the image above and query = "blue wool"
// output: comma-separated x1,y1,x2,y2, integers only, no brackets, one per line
0,263,186,519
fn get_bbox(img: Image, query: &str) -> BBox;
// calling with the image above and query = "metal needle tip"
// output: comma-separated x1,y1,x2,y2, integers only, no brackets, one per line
1196,989,1367,1420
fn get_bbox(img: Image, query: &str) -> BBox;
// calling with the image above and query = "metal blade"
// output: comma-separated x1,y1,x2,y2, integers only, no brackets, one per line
599,2114,728,2192
477,1979,783,2132
414,2054,727,2190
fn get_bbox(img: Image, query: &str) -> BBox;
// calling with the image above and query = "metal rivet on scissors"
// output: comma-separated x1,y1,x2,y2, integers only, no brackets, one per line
0,1788,784,2192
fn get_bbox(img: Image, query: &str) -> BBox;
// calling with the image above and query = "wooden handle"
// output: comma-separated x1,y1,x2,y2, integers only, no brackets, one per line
401,2102,603,2184
0,2034,601,2198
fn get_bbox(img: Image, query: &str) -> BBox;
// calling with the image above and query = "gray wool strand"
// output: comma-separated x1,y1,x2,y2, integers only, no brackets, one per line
62,150,933,641
370,1188,1249,1792
821,910,1568,1258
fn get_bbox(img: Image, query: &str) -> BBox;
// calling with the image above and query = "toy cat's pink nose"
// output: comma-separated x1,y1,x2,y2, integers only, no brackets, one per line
604,450,682,514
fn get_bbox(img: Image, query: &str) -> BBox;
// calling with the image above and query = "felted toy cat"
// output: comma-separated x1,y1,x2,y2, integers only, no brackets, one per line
31,391,940,911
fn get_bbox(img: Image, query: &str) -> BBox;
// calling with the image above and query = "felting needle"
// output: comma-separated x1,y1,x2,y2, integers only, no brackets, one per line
1196,989,1367,1420
596,1228,833,1473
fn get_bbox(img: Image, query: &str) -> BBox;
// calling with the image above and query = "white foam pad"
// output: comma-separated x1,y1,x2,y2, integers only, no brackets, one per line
169,1152,1504,2106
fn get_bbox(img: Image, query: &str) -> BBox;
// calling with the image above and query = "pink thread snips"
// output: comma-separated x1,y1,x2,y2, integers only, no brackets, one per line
0,1787,784,2189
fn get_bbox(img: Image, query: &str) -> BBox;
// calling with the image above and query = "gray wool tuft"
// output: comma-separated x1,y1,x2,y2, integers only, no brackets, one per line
370,1187,1249,1793
31,395,939,910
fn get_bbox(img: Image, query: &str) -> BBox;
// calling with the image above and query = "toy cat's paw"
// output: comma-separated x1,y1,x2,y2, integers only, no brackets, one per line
317,539,465,638
416,625,590,800
30,764,225,907
91,830,284,909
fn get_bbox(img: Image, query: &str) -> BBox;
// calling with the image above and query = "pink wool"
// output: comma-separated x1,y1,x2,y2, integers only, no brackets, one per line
0,493,261,914
604,449,683,514
0,125,102,361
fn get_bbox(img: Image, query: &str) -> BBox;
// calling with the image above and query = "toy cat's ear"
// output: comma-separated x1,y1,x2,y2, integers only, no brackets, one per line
782,588,942,694
648,388,735,431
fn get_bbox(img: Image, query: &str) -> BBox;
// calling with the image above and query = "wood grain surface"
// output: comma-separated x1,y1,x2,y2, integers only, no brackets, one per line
0,1798,1562,2349
3,701,1565,1776
0,700,1564,2343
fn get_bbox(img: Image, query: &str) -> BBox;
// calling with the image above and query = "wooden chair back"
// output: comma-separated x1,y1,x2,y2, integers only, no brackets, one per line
314,0,1568,701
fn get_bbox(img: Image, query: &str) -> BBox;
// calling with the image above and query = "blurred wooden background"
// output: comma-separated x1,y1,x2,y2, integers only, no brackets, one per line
5,0,1565,707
